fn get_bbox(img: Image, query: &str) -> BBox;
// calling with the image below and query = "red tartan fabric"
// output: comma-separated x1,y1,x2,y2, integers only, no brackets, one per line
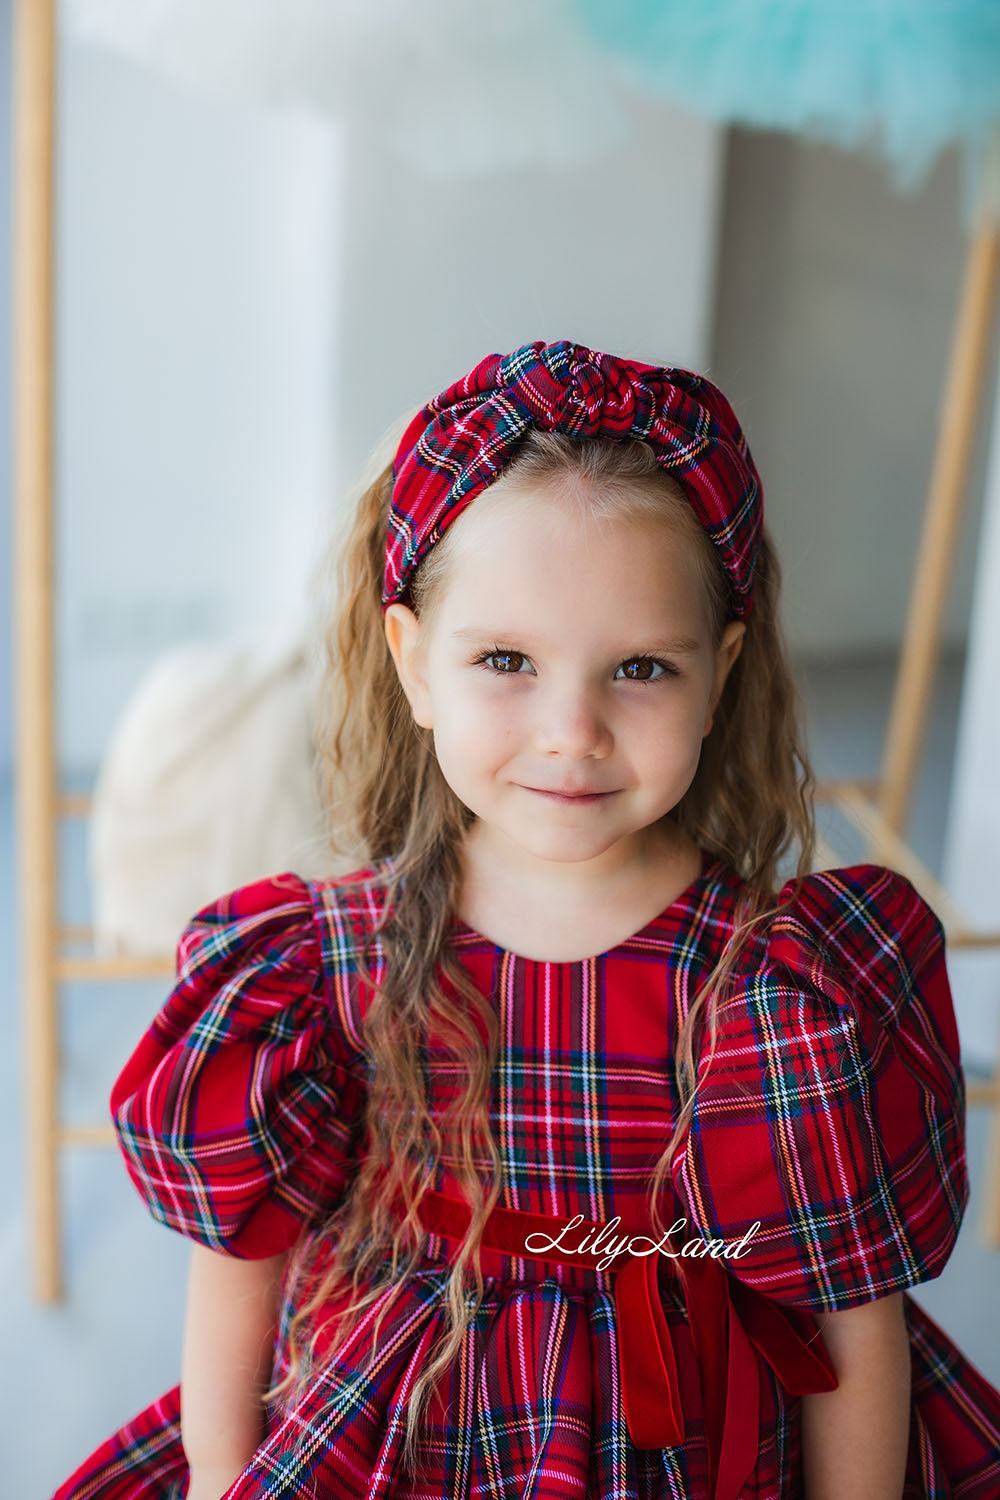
51,855,1000,1500
402,1179,840,1500
383,340,763,621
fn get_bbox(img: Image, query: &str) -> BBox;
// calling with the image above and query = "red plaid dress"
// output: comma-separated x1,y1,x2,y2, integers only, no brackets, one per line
51,853,1000,1500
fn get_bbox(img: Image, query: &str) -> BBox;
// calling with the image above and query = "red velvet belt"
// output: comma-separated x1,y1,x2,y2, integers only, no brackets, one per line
403,1183,838,1500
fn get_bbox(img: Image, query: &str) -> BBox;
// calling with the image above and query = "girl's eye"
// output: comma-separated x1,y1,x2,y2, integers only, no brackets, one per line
473,650,677,681
476,649,533,675
616,657,678,682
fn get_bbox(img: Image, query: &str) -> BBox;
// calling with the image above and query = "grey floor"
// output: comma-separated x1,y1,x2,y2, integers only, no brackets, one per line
5,647,1000,1497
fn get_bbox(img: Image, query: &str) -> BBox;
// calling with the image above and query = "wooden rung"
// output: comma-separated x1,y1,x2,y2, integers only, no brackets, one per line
814,777,881,804
967,1079,1000,1108
812,832,842,872
946,930,1000,950
57,953,176,981
828,784,948,897
59,928,187,968
59,924,92,945
811,795,1000,947
59,1122,116,1148
58,791,92,818
825,783,983,928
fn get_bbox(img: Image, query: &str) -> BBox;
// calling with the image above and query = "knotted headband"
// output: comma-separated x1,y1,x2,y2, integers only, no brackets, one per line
382,339,763,619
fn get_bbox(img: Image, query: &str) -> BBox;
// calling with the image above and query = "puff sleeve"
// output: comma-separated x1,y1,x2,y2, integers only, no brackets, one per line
672,863,969,1312
109,872,367,1258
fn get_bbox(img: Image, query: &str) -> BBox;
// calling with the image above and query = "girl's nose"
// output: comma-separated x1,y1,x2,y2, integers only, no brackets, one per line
534,687,613,760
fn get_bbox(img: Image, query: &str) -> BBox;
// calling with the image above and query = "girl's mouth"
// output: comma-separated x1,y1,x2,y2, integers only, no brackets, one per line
522,786,616,804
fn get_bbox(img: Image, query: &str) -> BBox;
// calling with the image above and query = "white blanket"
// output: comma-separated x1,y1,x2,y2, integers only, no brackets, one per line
89,631,342,957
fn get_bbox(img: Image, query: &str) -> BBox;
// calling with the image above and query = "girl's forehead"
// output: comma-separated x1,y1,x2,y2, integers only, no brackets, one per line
444,473,682,552
427,486,712,639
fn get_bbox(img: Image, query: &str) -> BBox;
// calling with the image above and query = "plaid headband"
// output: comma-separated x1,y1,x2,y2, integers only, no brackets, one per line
382,339,763,619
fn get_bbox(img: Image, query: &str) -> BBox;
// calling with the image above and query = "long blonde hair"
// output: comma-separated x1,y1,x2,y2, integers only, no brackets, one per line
264,423,818,1477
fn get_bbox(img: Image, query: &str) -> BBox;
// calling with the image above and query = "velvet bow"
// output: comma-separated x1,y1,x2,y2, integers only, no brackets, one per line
402,1183,838,1500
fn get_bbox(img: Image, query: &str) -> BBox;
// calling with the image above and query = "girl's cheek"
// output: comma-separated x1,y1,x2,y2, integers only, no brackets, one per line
448,714,508,760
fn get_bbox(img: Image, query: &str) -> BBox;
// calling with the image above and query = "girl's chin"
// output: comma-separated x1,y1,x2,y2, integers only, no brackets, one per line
500,825,641,864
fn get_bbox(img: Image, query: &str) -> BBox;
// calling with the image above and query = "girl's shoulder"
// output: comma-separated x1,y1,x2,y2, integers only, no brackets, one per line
673,860,967,1312
763,860,950,1025
109,862,390,1258
696,857,947,1007
305,854,398,985
170,857,395,991
194,856,946,1013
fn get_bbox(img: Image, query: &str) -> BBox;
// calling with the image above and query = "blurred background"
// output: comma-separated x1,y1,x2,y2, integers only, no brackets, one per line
3,1,1000,1493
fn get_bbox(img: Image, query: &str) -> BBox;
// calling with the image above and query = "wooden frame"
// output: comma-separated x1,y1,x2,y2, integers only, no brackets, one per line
13,2,1000,1300
814,193,1000,1243
13,0,178,1303
15,0,61,1305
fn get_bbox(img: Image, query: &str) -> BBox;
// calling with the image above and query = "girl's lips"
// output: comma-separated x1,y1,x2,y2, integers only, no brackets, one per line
522,786,616,804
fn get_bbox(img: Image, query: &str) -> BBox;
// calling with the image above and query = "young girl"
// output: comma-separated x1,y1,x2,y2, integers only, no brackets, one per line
53,339,1000,1500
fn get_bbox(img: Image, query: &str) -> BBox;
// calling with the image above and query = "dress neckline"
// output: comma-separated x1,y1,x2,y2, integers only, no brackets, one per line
448,847,725,966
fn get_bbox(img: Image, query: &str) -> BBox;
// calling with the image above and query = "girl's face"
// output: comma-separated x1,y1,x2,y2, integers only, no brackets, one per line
385,479,745,877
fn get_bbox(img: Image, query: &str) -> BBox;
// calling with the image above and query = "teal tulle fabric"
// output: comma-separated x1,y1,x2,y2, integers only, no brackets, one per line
65,0,1000,209
574,0,1000,192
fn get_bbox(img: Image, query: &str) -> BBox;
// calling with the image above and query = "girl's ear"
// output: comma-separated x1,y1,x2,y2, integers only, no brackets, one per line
384,603,434,728
703,619,746,737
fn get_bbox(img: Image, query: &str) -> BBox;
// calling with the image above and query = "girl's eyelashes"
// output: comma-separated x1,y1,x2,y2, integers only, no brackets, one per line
471,646,534,676
470,647,680,681
615,657,679,682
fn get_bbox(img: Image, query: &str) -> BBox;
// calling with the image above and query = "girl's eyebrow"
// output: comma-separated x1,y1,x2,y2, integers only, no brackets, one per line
451,627,703,654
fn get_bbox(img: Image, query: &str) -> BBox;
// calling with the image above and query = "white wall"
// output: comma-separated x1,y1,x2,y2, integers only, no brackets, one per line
709,128,1000,1065
942,357,1000,1069
19,41,986,773
332,85,723,489
47,42,724,775
55,39,343,773
0,0,12,777
711,130,989,658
